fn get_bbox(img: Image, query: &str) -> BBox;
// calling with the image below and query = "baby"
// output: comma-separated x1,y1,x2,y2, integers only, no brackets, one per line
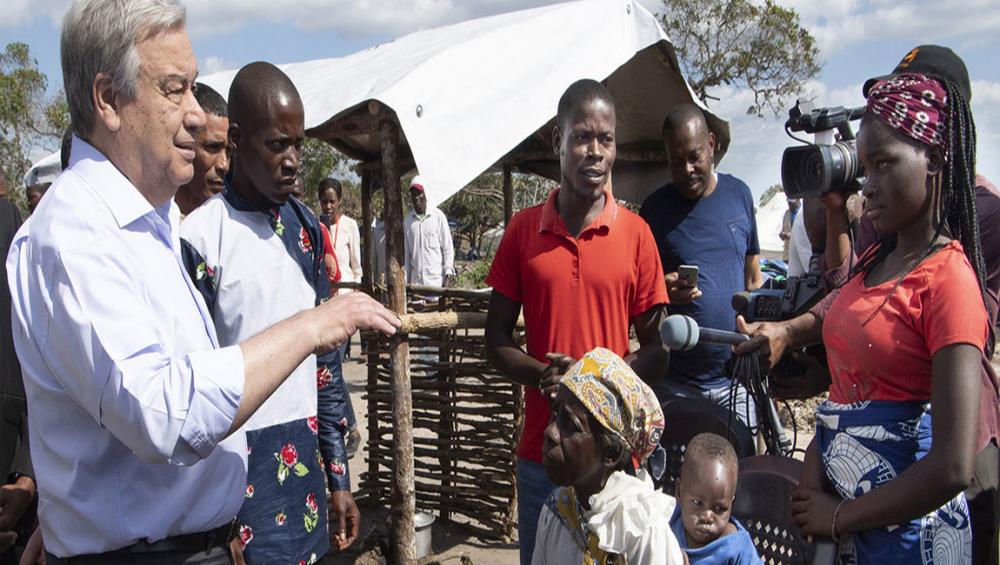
532,348,684,565
670,433,761,564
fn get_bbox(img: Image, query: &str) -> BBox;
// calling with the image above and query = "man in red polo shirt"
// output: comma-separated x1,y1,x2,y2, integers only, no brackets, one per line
485,79,669,565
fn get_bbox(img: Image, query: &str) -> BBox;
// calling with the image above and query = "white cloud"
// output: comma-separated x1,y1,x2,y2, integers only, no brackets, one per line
0,0,561,36
200,55,231,75
182,0,563,38
789,0,1000,57
638,0,1000,62
0,0,67,28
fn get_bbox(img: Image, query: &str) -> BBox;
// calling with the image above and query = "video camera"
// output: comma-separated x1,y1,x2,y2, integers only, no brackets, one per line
732,273,831,401
780,101,866,199
731,273,826,323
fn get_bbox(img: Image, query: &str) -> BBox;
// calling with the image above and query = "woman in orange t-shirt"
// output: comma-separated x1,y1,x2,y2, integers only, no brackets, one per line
738,74,993,564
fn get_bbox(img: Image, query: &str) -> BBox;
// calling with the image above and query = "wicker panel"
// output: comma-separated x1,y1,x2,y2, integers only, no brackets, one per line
356,290,521,541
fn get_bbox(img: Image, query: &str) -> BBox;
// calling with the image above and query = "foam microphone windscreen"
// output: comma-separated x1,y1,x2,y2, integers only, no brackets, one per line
731,291,751,314
659,314,699,351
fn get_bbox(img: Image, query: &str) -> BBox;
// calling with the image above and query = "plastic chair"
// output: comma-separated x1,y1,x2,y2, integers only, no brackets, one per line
733,455,837,565
656,396,756,494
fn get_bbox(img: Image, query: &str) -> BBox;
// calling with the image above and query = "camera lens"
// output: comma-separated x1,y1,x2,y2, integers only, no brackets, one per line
782,145,828,199
781,141,863,198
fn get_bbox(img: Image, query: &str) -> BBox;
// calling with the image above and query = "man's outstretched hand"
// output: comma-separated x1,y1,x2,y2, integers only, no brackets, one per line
312,292,401,356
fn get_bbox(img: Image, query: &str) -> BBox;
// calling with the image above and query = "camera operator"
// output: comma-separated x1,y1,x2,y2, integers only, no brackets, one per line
819,46,1000,327
639,104,764,429
737,71,994,564
797,46,1000,564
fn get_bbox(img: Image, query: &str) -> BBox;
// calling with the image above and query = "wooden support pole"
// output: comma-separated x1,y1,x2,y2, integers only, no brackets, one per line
503,163,514,226
378,109,417,564
359,169,381,503
360,170,375,295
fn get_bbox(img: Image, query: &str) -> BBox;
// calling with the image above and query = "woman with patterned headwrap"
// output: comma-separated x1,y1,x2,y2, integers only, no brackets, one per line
531,348,685,565
738,73,992,564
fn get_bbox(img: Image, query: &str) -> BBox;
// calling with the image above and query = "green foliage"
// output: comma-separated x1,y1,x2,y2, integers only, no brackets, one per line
440,170,556,256
0,42,69,195
441,173,504,255
452,256,493,290
513,173,555,212
658,0,820,117
299,137,365,219
299,137,342,211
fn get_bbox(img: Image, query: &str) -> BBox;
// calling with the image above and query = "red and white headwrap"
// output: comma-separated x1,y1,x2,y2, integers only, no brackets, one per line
866,73,948,151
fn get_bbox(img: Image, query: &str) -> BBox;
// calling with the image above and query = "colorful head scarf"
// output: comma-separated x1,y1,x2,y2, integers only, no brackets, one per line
560,348,665,472
866,72,948,151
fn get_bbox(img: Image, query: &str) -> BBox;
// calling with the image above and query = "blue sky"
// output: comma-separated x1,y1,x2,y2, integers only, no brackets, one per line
3,0,998,200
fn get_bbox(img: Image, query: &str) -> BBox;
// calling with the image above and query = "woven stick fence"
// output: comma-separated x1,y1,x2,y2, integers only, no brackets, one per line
357,286,523,541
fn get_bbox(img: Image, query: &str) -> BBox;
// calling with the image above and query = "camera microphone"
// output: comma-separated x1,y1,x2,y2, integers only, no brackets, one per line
659,314,749,351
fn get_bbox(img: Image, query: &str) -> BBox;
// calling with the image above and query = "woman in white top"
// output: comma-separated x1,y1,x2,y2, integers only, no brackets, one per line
319,178,363,294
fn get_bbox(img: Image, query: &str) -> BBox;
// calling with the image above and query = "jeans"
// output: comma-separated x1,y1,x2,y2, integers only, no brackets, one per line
517,458,556,565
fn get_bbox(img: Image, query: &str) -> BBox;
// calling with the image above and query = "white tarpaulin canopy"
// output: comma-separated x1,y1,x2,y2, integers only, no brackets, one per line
201,0,730,209
23,150,61,188
756,193,789,258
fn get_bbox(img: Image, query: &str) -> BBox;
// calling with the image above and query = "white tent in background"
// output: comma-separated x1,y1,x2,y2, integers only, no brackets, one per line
200,0,731,209
755,192,790,258
23,151,61,187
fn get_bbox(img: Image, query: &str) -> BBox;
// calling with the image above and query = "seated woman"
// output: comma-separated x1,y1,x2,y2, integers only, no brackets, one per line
532,348,684,565
737,73,992,564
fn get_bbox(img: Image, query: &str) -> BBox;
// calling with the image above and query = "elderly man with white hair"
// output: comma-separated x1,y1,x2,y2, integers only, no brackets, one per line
5,1,399,563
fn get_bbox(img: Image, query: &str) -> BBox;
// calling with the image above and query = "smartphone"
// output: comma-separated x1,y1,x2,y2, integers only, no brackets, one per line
678,265,699,287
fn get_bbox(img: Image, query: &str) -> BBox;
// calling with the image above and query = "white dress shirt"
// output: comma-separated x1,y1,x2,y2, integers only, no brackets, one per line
404,207,455,287
328,214,363,290
5,139,247,557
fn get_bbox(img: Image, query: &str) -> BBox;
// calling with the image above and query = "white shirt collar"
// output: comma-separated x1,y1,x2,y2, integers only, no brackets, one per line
70,136,159,230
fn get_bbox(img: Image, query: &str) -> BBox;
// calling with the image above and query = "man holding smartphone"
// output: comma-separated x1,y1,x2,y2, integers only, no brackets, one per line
640,104,763,428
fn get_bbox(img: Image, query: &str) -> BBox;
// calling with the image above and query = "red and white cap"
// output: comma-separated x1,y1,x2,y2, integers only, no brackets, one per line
409,175,426,193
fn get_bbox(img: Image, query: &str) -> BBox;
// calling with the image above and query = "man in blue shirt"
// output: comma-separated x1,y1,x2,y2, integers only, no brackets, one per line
640,104,763,428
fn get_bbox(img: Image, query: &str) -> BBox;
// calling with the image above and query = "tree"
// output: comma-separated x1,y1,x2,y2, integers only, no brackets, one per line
299,136,367,219
441,173,504,256
441,170,557,257
658,0,820,117
0,42,69,191
513,173,555,212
